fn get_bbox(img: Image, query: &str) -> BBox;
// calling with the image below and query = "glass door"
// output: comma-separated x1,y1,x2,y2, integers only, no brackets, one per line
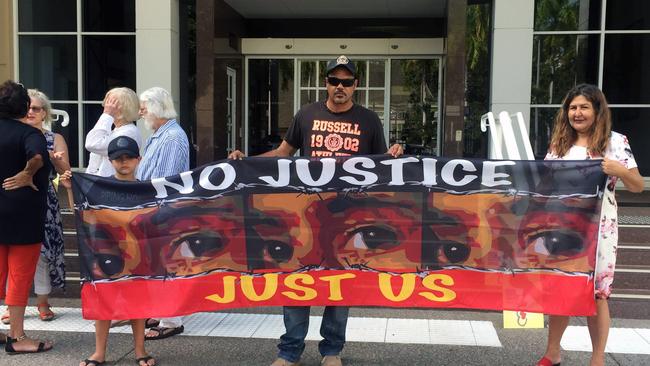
389,59,441,155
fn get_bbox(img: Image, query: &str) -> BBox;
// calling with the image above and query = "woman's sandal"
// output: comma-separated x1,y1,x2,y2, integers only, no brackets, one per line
4,334,53,354
136,355,156,365
81,359,106,366
1,311,9,325
144,318,160,329
37,303,55,321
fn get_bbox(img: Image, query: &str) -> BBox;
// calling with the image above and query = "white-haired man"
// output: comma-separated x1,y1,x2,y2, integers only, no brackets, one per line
136,86,190,340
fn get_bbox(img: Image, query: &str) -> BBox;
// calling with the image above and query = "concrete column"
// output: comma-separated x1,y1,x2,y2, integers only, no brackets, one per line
136,0,180,106
490,0,535,129
0,0,14,81
442,0,466,157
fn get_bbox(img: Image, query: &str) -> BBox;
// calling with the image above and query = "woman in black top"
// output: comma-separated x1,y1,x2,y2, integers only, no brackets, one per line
0,80,53,353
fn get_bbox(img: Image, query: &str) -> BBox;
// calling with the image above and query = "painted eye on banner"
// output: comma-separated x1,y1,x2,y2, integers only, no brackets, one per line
347,226,399,251
526,230,584,257
264,240,294,263
172,231,225,258
95,253,125,276
440,241,471,263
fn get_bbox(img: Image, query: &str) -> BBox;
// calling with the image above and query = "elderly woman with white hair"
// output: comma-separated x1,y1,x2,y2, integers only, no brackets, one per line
136,86,190,341
85,87,142,177
1,88,69,325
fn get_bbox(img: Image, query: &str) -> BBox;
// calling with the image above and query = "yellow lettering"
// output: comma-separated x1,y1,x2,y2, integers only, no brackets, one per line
241,273,278,301
418,274,456,302
205,275,237,304
282,274,318,301
378,273,416,302
320,273,356,301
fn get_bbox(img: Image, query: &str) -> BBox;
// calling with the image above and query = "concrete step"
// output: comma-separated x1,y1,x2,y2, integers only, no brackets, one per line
617,246,650,266
612,265,650,292
617,190,650,207
619,225,650,246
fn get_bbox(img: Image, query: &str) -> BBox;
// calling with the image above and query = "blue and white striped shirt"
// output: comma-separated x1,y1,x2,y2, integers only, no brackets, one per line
136,119,190,180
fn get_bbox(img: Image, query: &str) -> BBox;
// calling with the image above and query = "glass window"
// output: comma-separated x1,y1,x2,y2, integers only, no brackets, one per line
368,60,385,88
534,0,601,31
300,61,317,87
83,0,136,32
610,108,650,176
606,0,650,30
83,36,136,100
531,34,599,104
19,36,77,100
529,107,558,158
355,61,367,87
603,34,650,104
18,0,76,32
51,103,79,167
390,59,440,155
247,59,294,156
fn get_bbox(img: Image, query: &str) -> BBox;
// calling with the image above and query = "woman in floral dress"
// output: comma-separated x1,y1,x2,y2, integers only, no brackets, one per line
536,84,644,366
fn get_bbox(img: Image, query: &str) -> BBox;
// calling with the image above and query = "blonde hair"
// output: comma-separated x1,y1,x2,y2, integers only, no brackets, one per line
139,87,177,120
103,87,140,123
27,89,52,128
549,84,611,157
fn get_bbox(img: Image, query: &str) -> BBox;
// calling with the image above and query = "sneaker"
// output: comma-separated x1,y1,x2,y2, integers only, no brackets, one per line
321,355,342,366
270,357,299,366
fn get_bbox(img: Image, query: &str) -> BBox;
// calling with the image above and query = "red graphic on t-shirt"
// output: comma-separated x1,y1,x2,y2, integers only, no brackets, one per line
324,134,343,151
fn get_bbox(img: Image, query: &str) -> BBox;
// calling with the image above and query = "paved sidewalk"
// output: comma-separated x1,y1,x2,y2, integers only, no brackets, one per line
1,299,649,365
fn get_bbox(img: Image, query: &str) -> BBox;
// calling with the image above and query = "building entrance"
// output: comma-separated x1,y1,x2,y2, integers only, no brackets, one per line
246,56,442,156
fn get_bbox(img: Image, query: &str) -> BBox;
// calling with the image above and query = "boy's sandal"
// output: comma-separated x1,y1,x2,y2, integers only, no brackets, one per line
136,355,156,365
1,311,9,325
4,334,53,354
81,359,106,366
37,303,55,321
145,325,184,340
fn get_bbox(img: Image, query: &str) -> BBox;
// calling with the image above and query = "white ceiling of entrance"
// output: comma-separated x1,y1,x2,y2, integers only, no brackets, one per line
224,0,446,18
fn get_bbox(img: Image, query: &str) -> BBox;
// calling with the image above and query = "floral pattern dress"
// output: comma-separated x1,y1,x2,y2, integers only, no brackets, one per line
545,131,637,299
43,130,66,290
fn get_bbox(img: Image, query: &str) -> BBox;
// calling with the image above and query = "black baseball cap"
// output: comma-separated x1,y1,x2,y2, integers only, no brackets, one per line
326,55,356,77
108,136,140,160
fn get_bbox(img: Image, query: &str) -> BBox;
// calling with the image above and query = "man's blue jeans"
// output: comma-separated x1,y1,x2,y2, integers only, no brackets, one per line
277,305,349,363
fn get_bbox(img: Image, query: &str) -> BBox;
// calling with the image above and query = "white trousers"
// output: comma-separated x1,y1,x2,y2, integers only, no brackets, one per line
33,254,51,296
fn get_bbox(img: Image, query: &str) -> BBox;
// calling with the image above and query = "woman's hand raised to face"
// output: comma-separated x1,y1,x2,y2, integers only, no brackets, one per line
103,96,120,118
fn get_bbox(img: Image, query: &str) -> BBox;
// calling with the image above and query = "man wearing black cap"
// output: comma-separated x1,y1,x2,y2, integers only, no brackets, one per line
229,55,403,366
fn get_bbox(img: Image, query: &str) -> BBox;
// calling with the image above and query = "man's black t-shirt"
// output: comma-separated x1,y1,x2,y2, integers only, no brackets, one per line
284,101,387,157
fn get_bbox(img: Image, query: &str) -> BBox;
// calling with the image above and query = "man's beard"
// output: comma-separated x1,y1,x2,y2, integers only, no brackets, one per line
144,116,156,130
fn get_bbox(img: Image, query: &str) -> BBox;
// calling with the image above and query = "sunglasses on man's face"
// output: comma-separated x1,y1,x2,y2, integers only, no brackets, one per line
327,77,355,87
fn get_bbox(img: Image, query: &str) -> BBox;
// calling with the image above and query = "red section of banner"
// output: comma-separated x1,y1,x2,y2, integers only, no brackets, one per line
81,269,595,320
